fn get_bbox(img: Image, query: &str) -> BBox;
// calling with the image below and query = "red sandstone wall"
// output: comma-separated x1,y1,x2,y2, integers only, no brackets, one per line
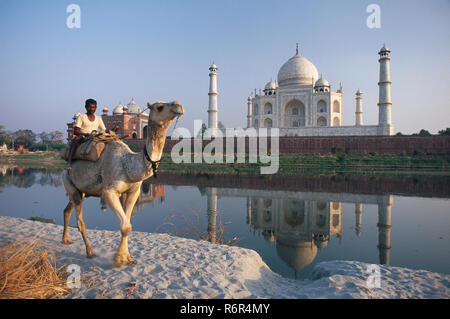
129,135,450,155
102,114,148,139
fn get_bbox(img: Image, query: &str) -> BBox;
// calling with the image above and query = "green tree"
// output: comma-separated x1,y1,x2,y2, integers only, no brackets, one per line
0,125,14,147
50,131,65,144
39,131,51,144
418,129,431,136
438,128,450,136
196,123,207,138
13,129,37,148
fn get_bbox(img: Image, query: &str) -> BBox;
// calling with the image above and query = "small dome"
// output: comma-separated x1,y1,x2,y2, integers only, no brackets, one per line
356,89,363,95
209,63,218,71
314,75,329,88
102,107,109,114
277,53,319,87
313,234,329,249
126,98,142,114
379,44,390,55
264,80,277,90
73,112,81,119
113,103,124,115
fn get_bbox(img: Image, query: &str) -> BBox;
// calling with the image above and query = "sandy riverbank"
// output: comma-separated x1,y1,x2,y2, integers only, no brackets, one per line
0,216,448,299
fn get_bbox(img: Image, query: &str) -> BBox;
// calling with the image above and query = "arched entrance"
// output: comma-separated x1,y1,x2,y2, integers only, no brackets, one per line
143,125,148,139
284,99,305,127
263,118,273,128
317,116,327,126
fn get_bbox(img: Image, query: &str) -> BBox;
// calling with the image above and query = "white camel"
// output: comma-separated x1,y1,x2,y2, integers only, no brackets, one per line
62,100,184,266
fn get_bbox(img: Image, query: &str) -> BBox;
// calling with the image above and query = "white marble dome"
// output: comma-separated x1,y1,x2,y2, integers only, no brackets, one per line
314,75,329,88
113,103,124,115
126,98,142,114
277,53,319,87
264,80,277,90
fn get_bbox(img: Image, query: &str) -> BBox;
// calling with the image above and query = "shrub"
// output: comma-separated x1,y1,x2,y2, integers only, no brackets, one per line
418,129,431,136
438,128,450,136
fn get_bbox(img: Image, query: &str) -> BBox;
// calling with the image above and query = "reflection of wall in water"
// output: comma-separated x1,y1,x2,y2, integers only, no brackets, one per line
129,182,165,216
248,196,342,276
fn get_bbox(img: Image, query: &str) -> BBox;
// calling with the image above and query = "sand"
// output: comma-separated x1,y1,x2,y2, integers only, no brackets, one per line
0,216,448,299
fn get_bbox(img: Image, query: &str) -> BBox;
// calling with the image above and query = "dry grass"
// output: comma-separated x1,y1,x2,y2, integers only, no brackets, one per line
0,238,70,299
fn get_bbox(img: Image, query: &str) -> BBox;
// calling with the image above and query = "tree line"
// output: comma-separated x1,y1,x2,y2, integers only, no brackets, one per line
396,128,450,136
0,125,66,151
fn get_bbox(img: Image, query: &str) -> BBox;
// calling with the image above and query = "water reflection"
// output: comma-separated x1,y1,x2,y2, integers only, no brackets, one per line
202,187,394,278
1,166,447,279
0,165,62,190
0,166,395,277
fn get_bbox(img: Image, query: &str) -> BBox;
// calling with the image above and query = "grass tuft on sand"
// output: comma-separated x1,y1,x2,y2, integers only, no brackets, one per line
0,239,70,299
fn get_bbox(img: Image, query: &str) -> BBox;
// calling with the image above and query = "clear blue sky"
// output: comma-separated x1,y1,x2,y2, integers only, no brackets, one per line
0,0,449,135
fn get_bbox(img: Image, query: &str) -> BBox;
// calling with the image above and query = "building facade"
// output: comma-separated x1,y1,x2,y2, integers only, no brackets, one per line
67,98,149,141
246,45,394,136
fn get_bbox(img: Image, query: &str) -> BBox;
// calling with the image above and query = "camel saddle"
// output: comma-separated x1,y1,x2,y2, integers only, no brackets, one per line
61,132,121,162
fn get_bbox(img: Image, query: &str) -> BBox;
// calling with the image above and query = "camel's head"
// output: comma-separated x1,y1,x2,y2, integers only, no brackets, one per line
147,100,184,127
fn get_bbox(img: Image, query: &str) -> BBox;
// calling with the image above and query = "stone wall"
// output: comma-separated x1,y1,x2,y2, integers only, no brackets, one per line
279,124,392,136
102,114,148,139
130,135,450,155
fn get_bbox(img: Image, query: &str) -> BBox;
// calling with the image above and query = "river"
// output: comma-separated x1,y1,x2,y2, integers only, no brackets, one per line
0,165,449,280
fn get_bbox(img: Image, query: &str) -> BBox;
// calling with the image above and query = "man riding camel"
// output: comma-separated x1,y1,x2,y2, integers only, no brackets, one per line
66,98,106,170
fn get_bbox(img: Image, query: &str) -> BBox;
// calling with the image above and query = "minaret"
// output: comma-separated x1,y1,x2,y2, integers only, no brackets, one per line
377,45,392,127
355,89,363,126
377,196,393,265
246,197,252,227
207,63,219,136
206,187,218,244
247,95,253,128
354,203,362,236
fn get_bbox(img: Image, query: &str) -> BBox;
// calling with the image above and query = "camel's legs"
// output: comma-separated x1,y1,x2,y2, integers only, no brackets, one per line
103,190,135,266
61,170,94,257
74,197,96,258
124,183,141,221
62,202,74,244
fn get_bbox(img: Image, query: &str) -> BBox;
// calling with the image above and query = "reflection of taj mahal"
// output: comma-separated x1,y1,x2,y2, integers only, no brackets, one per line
130,181,394,279
204,187,393,278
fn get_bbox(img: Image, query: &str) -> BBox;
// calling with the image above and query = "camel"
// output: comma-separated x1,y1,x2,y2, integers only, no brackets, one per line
62,100,184,266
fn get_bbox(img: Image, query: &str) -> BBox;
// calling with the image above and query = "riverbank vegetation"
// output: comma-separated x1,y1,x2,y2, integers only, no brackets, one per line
1,151,449,177
0,151,66,168
156,153,450,177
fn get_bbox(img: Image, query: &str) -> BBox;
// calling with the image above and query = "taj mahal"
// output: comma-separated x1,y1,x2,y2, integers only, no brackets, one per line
207,44,394,137
72,44,394,140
